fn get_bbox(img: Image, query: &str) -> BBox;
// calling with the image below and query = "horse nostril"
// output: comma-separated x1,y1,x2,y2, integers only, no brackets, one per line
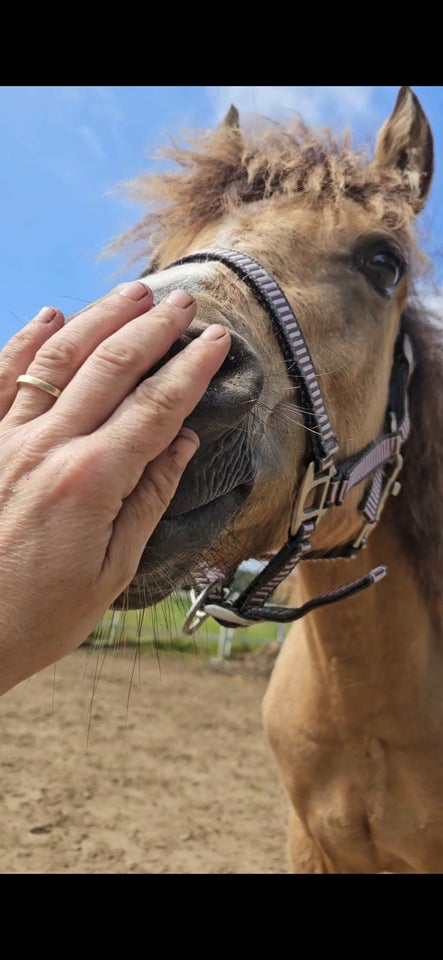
143,326,264,408
215,337,256,380
184,327,264,437
201,328,264,405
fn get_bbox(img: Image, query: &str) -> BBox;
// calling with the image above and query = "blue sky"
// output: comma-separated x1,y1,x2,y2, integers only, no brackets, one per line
1,85,442,346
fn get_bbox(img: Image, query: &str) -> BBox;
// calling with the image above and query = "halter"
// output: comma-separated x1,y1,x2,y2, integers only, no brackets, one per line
166,247,413,633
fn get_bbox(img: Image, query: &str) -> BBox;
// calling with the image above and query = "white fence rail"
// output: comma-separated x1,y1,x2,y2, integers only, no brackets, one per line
89,604,289,662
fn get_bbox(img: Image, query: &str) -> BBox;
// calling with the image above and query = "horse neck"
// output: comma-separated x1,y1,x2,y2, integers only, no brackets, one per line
290,507,443,718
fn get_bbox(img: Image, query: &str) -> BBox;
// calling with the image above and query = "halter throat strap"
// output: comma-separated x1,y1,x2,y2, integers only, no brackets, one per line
165,248,412,633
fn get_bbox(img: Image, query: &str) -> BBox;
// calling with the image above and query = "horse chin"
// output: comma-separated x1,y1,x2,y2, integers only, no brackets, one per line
112,487,248,609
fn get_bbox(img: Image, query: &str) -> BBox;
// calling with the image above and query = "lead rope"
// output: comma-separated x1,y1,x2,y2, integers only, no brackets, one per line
183,540,388,633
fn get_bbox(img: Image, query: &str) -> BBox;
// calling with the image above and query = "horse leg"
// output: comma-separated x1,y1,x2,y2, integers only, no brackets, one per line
288,808,328,874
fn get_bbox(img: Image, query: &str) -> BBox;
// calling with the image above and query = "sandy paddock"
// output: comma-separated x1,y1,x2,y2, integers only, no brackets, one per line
0,647,289,874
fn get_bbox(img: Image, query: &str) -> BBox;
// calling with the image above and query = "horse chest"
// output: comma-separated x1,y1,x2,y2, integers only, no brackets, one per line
288,737,386,870
289,735,443,873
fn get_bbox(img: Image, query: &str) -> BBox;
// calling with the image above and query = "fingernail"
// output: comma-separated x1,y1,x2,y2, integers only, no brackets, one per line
169,429,200,459
37,306,58,324
177,427,200,448
200,324,229,341
164,290,194,308
119,281,152,301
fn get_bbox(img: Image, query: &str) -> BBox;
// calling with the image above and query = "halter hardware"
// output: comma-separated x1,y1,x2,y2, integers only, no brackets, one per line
160,247,413,634
352,452,403,550
290,462,336,536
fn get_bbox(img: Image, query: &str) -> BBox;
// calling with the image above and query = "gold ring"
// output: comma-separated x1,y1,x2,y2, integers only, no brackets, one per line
16,374,62,399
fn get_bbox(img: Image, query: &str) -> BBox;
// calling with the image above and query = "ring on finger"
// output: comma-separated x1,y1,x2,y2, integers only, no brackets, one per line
16,374,62,399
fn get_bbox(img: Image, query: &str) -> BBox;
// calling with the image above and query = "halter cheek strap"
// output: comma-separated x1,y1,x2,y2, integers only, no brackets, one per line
163,247,412,633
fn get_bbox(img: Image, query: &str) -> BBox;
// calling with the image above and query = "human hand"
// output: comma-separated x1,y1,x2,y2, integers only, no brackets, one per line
0,283,230,694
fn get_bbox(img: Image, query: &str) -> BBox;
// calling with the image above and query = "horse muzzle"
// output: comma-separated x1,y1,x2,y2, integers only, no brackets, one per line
113,289,264,608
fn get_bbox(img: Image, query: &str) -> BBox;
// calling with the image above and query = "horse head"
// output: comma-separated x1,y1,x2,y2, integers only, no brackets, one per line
109,87,433,610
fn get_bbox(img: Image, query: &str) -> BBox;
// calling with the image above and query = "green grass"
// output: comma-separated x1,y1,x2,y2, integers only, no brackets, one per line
89,592,286,658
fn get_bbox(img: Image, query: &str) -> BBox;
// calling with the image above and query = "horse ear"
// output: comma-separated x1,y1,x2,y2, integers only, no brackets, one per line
219,104,240,130
373,86,434,212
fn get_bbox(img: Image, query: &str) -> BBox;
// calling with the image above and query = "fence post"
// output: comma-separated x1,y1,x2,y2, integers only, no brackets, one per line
212,625,234,663
108,610,123,645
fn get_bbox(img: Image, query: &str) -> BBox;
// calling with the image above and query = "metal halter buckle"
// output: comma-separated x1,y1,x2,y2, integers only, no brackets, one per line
290,461,336,536
182,582,218,635
353,452,404,550
182,580,230,635
182,581,255,634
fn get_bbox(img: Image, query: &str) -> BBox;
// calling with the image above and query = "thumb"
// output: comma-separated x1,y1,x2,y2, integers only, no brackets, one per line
102,428,200,593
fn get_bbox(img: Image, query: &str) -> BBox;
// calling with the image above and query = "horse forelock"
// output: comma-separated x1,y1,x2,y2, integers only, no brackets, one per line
108,119,424,266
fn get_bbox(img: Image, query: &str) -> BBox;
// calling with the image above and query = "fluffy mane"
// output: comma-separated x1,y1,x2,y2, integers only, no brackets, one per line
112,119,417,262
396,304,443,599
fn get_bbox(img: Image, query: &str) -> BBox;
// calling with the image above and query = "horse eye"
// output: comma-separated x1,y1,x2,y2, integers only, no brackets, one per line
360,250,404,297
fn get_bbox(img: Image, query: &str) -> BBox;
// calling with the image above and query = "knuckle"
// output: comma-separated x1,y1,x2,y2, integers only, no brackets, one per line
146,472,175,513
16,430,49,465
150,304,182,332
137,377,183,417
0,329,35,376
92,294,124,320
13,423,68,471
0,328,28,361
94,341,135,374
31,335,81,374
49,446,99,502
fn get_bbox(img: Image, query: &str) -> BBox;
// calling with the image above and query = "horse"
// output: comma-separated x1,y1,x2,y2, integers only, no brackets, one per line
104,86,442,873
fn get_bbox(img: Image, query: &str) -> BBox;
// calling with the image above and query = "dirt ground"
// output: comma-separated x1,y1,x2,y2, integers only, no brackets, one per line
0,646,289,874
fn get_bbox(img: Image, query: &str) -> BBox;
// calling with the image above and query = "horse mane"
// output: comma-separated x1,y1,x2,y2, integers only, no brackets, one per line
111,119,417,262
395,303,443,599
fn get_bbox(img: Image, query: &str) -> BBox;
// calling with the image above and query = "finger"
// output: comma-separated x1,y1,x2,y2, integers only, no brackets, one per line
0,307,64,419
47,290,197,436
103,429,200,592
8,281,154,425
92,324,231,496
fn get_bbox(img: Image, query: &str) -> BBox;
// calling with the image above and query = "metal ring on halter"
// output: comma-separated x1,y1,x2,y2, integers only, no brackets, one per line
16,374,62,399
182,583,215,635
182,581,228,635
